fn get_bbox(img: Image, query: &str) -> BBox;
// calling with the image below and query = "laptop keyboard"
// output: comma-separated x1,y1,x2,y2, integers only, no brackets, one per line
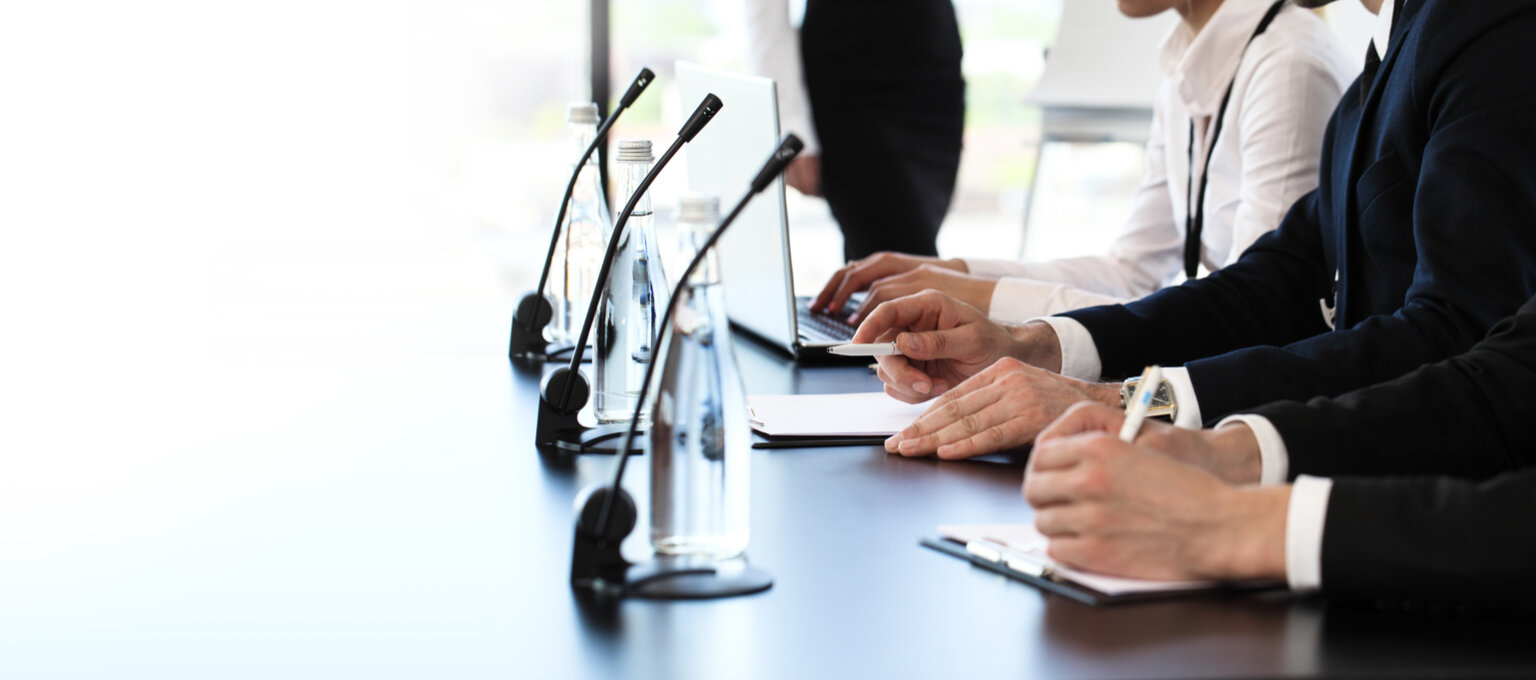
798,305,857,343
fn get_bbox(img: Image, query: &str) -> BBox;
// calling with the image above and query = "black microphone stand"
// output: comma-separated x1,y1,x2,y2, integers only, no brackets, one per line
570,135,803,600
536,94,724,455
510,68,654,365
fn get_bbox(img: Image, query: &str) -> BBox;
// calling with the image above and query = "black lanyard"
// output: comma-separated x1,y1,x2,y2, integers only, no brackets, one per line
1183,0,1287,280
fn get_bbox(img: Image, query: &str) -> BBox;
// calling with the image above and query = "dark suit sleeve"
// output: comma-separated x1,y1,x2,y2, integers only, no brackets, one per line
1248,297,1536,479
1063,9,1536,421
1320,470,1536,610
1061,186,1334,381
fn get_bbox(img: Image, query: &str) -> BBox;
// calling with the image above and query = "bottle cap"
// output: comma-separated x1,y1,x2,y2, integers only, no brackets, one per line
677,193,720,224
566,102,600,125
616,139,654,163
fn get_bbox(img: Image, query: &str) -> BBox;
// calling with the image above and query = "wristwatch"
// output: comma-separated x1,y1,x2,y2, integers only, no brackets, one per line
1120,375,1177,421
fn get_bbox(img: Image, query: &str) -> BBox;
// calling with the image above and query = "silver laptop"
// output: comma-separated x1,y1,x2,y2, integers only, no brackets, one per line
676,62,856,361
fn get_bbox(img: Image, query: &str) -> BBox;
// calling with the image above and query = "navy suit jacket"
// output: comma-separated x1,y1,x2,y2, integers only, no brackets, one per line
1061,0,1536,421
1249,295,1536,609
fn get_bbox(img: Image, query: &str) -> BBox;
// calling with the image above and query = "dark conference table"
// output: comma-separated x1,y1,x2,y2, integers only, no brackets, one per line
515,339,1536,679
15,326,1536,678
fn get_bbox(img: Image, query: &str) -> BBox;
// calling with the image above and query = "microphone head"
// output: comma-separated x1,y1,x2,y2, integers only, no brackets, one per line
540,366,591,416
618,67,655,109
677,93,724,143
575,484,637,542
749,134,805,194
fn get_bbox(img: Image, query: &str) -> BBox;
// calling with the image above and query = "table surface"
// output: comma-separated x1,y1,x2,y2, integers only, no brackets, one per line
8,332,1536,679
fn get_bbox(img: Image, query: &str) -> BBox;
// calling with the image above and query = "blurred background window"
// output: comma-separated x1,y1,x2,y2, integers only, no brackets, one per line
439,0,1375,317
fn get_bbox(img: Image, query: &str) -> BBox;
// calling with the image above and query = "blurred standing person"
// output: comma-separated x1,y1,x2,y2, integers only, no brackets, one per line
747,0,965,261
814,0,1355,324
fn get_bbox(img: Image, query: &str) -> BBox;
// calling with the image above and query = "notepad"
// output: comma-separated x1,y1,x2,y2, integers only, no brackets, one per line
925,524,1280,604
746,392,929,438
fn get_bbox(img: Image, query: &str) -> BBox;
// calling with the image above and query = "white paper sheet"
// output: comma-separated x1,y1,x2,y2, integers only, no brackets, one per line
746,392,929,438
938,524,1212,596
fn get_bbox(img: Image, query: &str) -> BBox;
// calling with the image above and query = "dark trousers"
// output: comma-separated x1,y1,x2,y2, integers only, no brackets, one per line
801,0,965,261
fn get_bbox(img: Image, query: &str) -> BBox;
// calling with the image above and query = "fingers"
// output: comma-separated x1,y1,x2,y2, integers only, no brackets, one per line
895,322,994,363
850,280,913,325
870,322,951,403
894,388,1022,459
1029,430,1126,474
1036,402,1126,445
850,289,949,343
813,262,855,313
935,417,1035,460
1032,504,1105,537
889,386,991,456
1024,468,1074,510
823,255,917,316
888,365,997,438
852,266,957,324
878,360,946,404
1024,438,1121,507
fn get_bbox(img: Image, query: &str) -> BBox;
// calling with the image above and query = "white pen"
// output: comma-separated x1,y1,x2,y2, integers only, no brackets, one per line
828,342,903,357
1118,365,1163,443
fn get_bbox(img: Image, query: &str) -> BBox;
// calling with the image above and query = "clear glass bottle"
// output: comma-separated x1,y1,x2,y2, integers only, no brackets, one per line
550,102,612,345
650,193,750,558
594,139,669,423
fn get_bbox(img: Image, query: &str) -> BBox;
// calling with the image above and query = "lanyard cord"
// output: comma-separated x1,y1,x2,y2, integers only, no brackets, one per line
1183,0,1287,280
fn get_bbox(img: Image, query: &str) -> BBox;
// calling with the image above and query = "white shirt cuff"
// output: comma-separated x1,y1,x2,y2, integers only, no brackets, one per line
1160,366,1202,430
1215,414,1289,485
987,277,1126,325
1285,475,1333,592
1029,316,1101,381
961,257,1026,279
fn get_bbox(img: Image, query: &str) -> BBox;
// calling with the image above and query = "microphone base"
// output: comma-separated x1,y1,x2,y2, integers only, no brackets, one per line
626,555,773,600
541,423,647,455
570,485,637,599
510,342,590,368
537,367,648,455
509,293,556,362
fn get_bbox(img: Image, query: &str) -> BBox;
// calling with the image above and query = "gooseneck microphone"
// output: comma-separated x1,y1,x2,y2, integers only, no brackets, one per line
536,93,724,454
570,135,804,598
510,68,655,362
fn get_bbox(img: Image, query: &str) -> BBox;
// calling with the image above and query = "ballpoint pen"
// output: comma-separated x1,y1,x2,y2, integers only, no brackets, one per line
1118,365,1163,443
828,341,902,357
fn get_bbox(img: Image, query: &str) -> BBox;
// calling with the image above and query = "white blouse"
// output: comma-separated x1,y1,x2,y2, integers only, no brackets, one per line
965,0,1357,323
744,0,820,154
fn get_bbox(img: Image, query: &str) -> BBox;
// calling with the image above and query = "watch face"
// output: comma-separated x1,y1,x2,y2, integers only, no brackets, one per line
1122,378,1177,418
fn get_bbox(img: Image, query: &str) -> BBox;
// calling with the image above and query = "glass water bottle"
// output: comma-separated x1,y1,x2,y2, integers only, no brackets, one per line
594,139,669,423
650,193,750,558
551,102,612,345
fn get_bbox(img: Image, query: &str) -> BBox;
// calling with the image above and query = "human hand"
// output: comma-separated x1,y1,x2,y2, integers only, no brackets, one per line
1037,402,1264,484
784,154,822,196
813,251,967,317
1022,428,1289,582
850,266,997,325
883,357,1119,459
851,290,1029,403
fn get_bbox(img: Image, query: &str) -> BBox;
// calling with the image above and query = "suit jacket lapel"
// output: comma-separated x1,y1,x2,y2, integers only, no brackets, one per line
1335,0,1423,328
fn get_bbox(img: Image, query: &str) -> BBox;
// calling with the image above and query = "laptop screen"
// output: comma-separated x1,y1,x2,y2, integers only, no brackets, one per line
676,61,798,356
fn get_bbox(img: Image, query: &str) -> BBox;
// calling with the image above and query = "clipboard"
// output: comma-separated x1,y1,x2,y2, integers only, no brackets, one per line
920,533,1282,606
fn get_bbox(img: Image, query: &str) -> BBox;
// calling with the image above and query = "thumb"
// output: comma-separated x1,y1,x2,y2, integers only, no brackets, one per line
896,328,958,360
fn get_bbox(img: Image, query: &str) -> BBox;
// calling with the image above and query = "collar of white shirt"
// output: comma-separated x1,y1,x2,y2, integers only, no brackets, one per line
1373,0,1397,56
1158,0,1281,119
